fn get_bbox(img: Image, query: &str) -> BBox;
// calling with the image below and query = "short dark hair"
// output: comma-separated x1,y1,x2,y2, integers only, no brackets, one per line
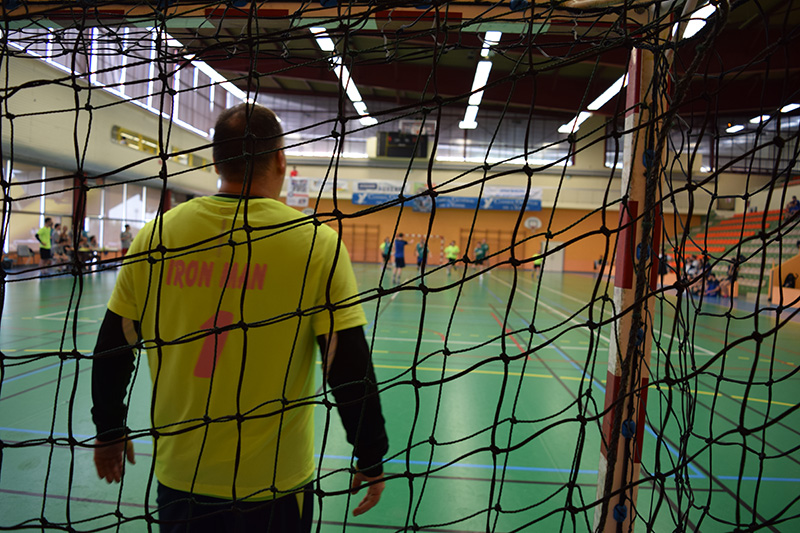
44,217,52,224
213,103,283,180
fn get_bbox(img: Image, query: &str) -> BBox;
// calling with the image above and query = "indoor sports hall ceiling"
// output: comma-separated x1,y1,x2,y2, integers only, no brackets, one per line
157,0,799,121
6,0,799,121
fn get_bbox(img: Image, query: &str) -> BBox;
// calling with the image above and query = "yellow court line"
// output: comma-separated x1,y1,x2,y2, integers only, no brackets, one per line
337,363,793,407
374,363,553,380
373,350,388,354
731,395,796,408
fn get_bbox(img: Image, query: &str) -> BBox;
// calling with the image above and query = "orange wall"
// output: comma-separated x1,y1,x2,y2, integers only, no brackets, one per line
300,198,697,272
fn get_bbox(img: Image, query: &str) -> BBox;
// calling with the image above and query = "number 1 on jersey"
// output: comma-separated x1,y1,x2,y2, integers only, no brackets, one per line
194,311,235,378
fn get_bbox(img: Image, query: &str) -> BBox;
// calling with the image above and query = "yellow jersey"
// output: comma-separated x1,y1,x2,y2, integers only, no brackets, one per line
108,195,366,500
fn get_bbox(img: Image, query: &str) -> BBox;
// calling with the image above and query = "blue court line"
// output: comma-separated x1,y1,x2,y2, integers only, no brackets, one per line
716,476,800,482
3,427,795,483
486,288,604,391
485,287,705,480
2,360,75,384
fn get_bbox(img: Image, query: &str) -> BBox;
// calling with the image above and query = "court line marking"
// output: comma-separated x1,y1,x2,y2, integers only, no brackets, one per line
2,360,76,384
33,303,105,323
489,274,612,345
34,304,106,319
486,289,607,395
3,427,797,482
485,286,705,479
318,454,599,475
730,396,795,408
491,273,719,358
373,336,591,351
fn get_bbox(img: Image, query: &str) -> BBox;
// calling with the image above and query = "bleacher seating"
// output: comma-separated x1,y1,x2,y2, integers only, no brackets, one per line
673,209,800,297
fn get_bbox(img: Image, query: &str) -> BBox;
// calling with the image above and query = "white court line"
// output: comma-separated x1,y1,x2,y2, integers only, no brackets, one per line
34,303,106,323
490,273,612,345
388,301,493,312
496,273,718,357
33,304,106,319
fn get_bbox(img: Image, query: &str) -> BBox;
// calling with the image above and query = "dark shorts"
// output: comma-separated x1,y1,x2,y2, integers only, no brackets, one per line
447,258,456,265
40,248,52,260
156,482,312,533
475,257,485,265
395,257,405,268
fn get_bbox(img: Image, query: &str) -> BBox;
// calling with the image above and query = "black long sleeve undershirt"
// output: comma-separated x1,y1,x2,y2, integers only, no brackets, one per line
317,327,389,478
92,311,388,476
91,310,136,442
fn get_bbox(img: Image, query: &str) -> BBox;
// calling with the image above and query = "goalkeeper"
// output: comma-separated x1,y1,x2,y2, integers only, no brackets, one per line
90,103,388,532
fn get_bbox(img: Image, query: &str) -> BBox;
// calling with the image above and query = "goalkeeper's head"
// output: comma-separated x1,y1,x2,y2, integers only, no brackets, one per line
212,103,286,198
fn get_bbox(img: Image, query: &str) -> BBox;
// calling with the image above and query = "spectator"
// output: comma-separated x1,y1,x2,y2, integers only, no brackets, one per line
120,225,133,256
36,217,54,267
719,260,739,298
786,196,800,217
704,273,721,297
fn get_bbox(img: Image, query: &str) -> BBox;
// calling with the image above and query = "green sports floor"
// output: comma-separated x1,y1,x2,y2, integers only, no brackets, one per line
1,262,798,532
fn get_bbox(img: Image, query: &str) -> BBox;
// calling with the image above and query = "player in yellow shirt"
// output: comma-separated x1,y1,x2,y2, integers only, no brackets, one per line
444,240,460,276
91,104,388,532
36,217,53,267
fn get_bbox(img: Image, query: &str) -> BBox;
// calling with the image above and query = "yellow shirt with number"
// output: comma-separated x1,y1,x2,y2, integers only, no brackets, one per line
108,196,366,500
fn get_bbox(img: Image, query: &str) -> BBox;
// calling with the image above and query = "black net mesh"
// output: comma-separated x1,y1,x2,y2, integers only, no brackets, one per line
1,1,799,532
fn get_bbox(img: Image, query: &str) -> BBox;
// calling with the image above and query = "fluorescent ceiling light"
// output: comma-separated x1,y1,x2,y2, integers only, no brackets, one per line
682,3,717,39
726,124,744,133
467,61,493,106
468,90,484,107
558,112,592,134
459,105,479,129
471,61,493,93
310,28,336,52
749,114,770,124
345,82,363,104
780,103,800,113
587,74,628,111
310,29,373,123
481,31,502,58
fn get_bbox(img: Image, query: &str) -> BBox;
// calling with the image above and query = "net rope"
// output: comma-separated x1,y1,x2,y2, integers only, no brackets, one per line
1,1,799,532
